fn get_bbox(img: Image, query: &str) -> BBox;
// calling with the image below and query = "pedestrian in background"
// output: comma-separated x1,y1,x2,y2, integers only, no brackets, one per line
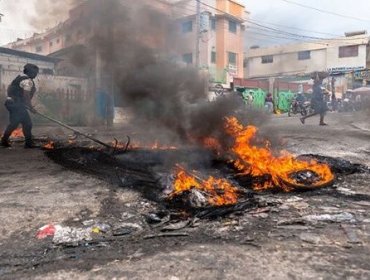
265,92,274,113
300,72,329,126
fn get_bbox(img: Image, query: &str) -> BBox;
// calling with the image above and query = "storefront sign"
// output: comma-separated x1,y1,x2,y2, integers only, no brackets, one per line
354,69,370,80
328,66,365,74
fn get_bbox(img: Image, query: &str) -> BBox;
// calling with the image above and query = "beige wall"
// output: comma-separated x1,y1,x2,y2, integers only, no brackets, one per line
245,36,369,78
0,53,55,92
173,0,246,83
246,49,327,78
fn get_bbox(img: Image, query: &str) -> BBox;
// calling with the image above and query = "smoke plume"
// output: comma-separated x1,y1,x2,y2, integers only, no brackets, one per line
29,0,79,30
32,0,270,148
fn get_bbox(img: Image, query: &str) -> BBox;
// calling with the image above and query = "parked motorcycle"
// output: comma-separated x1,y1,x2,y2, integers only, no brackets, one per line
288,100,309,117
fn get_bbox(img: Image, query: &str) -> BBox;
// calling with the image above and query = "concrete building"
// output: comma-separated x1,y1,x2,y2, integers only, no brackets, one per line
5,0,248,87
4,0,171,56
0,47,57,93
170,0,248,85
243,33,370,95
0,47,88,124
245,34,370,79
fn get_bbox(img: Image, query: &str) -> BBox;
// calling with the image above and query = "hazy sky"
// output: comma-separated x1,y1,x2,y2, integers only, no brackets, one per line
244,0,370,47
1,0,370,47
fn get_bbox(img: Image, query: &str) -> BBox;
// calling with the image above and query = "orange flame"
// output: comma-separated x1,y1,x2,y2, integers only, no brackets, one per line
43,141,55,150
224,117,334,191
171,165,239,206
201,137,222,153
125,141,177,150
10,128,24,138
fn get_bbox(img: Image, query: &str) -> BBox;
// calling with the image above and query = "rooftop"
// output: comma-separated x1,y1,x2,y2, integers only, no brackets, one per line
0,47,60,63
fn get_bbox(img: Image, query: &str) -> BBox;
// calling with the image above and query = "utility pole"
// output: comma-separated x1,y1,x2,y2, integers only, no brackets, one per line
195,0,200,68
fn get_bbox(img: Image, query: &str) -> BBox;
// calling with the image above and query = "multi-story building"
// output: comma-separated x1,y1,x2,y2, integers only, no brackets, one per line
4,0,172,55
5,0,247,86
170,0,247,85
244,32,370,91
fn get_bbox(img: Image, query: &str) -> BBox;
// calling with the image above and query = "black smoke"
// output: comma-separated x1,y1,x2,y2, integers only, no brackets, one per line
32,0,270,148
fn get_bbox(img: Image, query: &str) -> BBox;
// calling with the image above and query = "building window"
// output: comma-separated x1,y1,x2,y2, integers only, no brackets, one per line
49,41,53,47
211,51,216,64
182,53,193,64
211,18,216,30
298,50,311,60
261,55,273,64
228,52,237,65
339,45,359,58
35,45,42,53
56,38,60,44
182,21,193,33
229,20,237,33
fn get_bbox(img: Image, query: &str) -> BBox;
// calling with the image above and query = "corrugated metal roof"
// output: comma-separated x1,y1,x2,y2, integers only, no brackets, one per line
0,47,60,63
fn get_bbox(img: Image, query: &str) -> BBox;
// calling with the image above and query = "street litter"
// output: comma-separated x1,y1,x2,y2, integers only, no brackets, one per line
53,226,92,245
303,212,355,223
36,224,56,239
36,223,110,245
112,223,143,236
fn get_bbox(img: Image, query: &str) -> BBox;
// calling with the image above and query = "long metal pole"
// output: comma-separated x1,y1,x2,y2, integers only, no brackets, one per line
32,110,112,149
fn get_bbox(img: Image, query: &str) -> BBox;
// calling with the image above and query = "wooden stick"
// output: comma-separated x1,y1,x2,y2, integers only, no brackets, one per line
143,232,189,239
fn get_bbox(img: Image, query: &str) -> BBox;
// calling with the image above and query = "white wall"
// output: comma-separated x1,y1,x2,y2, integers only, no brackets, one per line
326,45,367,70
245,36,369,78
0,53,55,93
0,52,87,97
246,48,327,78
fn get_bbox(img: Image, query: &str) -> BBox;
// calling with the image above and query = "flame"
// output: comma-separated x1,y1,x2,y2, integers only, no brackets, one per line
224,117,334,191
43,141,55,150
10,128,24,138
126,141,177,150
201,137,222,153
171,165,239,206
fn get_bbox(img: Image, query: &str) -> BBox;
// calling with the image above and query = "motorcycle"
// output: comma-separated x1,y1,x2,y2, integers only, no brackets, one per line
288,100,309,117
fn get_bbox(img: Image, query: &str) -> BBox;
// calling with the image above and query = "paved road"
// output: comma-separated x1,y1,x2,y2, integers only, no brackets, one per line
0,111,369,279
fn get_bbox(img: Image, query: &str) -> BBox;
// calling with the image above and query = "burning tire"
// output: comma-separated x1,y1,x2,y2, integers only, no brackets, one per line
278,169,335,191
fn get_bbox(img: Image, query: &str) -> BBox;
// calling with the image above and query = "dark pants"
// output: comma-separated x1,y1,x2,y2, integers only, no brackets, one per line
2,103,32,145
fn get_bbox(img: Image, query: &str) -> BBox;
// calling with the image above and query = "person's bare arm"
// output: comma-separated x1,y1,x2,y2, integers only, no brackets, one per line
20,79,37,112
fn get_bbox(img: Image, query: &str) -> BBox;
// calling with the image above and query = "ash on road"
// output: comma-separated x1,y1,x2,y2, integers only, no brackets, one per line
0,112,369,280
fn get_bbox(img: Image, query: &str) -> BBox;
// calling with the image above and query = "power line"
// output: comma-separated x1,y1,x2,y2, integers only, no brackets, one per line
247,31,303,42
197,0,367,43
247,18,341,37
247,20,325,41
198,0,244,21
280,0,370,22
182,1,342,39
246,19,368,42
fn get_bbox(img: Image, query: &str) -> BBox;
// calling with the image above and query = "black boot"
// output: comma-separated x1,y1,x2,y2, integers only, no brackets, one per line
24,142,39,149
1,137,11,147
24,139,39,149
